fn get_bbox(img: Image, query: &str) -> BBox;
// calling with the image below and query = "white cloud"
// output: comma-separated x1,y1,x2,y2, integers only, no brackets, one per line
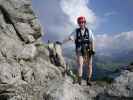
32,0,97,42
95,34,112,50
95,31,133,54
32,0,133,58
60,0,96,26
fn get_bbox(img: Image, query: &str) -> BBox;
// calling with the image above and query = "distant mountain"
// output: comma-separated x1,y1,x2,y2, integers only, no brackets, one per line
96,49,133,64
63,47,133,73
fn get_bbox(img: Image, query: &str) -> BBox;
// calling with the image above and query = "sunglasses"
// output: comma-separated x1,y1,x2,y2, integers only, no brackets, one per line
78,21,86,24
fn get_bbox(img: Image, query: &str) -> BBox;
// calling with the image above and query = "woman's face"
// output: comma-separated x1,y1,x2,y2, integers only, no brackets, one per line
78,21,86,29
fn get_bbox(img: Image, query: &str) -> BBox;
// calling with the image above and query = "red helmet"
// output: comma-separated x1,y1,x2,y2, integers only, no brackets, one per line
77,16,86,24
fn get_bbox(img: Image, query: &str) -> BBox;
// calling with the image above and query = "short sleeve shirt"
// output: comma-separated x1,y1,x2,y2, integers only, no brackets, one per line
68,28,94,42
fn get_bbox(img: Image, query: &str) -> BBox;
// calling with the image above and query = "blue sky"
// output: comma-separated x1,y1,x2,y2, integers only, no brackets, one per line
32,0,133,54
32,0,133,36
90,0,133,34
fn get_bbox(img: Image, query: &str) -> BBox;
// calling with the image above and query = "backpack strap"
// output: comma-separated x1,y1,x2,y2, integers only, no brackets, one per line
84,28,90,39
75,28,81,42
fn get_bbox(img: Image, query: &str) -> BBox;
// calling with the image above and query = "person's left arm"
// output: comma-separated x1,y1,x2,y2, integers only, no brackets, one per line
89,30,95,52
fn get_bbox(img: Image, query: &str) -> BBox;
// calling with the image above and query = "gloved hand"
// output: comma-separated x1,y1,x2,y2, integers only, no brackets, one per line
87,49,95,55
90,50,95,55
55,41,62,45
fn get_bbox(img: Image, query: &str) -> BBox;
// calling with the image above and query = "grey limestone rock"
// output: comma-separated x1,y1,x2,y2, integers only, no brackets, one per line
0,0,133,100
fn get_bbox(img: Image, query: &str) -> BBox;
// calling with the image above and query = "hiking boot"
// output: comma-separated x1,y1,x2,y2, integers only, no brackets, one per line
78,76,82,85
86,77,92,86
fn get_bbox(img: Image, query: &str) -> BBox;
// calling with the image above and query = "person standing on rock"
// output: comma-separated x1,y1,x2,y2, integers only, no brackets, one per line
62,16,95,86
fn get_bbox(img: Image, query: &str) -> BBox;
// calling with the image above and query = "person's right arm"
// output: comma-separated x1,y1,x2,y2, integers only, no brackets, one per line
62,30,76,44
62,37,71,44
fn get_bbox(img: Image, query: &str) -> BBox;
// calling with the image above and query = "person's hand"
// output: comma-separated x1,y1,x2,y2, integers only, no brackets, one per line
55,41,62,45
90,50,95,55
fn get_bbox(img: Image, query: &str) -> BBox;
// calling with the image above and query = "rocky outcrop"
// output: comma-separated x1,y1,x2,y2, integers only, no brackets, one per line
119,63,133,72
0,0,42,43
0,0,63,99
0,0,133,100
48,41,67,74
42,77,106,100
97,70,133,100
